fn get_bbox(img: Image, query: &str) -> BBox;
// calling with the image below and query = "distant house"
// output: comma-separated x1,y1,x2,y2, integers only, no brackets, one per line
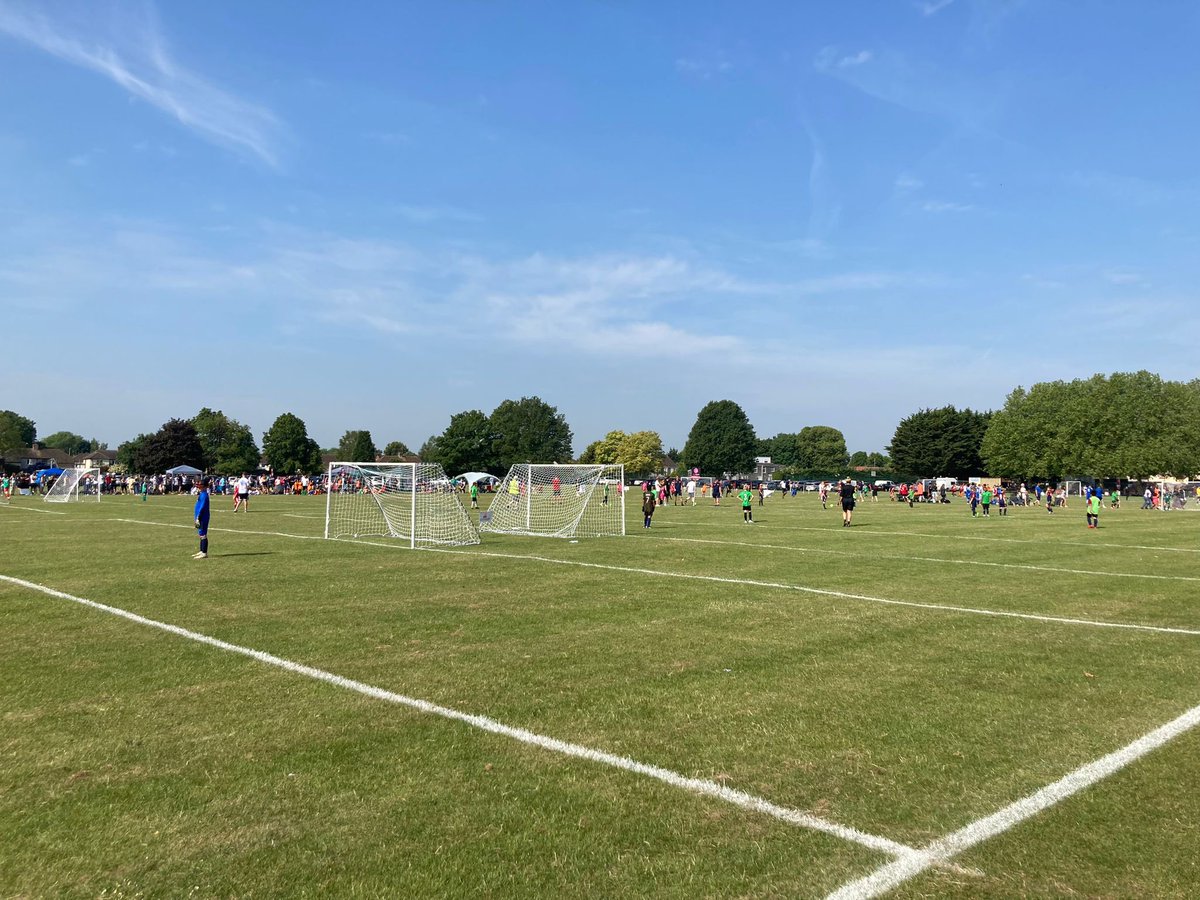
753,456,780,481
5,444,69,471
72,449,119,470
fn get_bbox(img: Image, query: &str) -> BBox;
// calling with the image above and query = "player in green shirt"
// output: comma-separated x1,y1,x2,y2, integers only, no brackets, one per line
738,485,754,523
469,482,479,509
1086,493,1101,528
980,487,993,517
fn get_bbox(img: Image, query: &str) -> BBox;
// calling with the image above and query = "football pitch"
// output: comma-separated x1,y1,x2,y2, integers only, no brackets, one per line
2,492,1197,897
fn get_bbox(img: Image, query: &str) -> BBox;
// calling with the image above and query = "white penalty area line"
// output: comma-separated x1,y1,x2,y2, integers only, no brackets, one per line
827,699,1200,899
0,504,66,514
107,519,1200,638
0,573,916,863
783,523,1200,556
429,548,1200,639
661,536,1200,584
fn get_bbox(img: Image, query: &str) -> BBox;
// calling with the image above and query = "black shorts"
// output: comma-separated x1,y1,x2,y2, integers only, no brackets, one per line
238,491,249,500
842,499,855,511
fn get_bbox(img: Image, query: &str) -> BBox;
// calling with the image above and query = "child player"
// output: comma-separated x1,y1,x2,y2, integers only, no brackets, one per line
193,478,211,559
1086,491,1101,529
739,483,754,524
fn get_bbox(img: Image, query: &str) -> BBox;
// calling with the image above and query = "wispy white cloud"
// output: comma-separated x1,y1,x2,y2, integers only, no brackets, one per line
391,204,483,225
922,200,974,213
1102,269,1146,286
917,0,956,16
814,47,874,70
894,173,924,193
675,55,733,80
0,0,284,166
814,45,1004,132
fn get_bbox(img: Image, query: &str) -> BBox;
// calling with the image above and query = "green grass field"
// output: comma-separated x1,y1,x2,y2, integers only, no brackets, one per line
2,489,1198,898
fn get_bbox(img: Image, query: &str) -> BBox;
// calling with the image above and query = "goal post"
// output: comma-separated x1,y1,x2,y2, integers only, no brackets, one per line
44,467,101,503
1158,480,1200,511
480,463,625,538
324,461,480,547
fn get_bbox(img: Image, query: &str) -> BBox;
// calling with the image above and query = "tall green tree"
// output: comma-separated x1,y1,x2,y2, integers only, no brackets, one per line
489,397,573,469
192,408,260,473
135,419,205,472
116,434,149,472
681,400,757,475
0,410,36,452
849,450,869,467
262,413,322,473
41,431,91,455
382,440,411,457
338,430,378,463
982,372,1200,479
889,406,992,478
794,425,850,474
427,410,495,474
583,429,663,477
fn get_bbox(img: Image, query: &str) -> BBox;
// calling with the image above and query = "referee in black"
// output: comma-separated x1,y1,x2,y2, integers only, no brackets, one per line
839,477,857,527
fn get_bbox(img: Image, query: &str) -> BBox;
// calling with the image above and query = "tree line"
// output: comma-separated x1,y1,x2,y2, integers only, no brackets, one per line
6,370,1190,480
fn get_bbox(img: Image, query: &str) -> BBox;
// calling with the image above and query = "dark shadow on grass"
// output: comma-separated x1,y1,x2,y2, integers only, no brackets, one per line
211,552,275,558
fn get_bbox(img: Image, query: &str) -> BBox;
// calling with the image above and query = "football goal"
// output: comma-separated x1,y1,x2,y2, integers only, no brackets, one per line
44,466,101,502
324,461,480,547
480,463,625,538
1159,480,1200,511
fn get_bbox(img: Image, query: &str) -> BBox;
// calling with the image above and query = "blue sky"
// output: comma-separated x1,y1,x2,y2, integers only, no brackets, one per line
2,0,1198,456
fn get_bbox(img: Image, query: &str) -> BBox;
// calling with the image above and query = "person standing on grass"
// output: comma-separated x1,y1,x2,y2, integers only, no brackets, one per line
1086,491,1101,528
981,485,993,517
686,478,696,506
233,472,251,512
1046,488,1055,514
839,477,856,527
712,479,721,506
1110,488,1120,510
641,490,656,529
757,483,766,507
193,478,211,559
739,483,754,524
469,481,479,509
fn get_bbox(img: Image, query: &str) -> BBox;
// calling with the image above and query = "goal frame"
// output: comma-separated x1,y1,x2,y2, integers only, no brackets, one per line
323,461,480,548
44,466,101,503
1157,480,1200,511
480,463,626,538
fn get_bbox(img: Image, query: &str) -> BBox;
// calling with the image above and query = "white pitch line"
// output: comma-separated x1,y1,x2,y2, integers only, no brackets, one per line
0,504,66,515
782,523,1200,555
660,536,1200,583
827,699,1200,899
0,572,916,861
108,519,1200,638
428,548,1200,638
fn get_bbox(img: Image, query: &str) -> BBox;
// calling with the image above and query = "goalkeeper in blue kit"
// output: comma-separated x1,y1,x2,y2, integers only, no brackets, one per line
193,478,210,559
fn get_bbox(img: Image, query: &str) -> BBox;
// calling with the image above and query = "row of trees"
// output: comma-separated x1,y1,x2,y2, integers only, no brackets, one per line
981,372,1200,479
1,400,874,479
886,373,1200,480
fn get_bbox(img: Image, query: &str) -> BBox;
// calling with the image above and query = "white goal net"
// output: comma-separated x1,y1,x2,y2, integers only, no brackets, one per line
324,461,480,547
1159,480,1200,511
44,467,100,502
480,463,625,538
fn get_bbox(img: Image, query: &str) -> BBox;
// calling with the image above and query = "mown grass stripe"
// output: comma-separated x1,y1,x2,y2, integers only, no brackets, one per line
827,700,1200,899
108,518,1200,638
0,572,917,861
661,536,1200,582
